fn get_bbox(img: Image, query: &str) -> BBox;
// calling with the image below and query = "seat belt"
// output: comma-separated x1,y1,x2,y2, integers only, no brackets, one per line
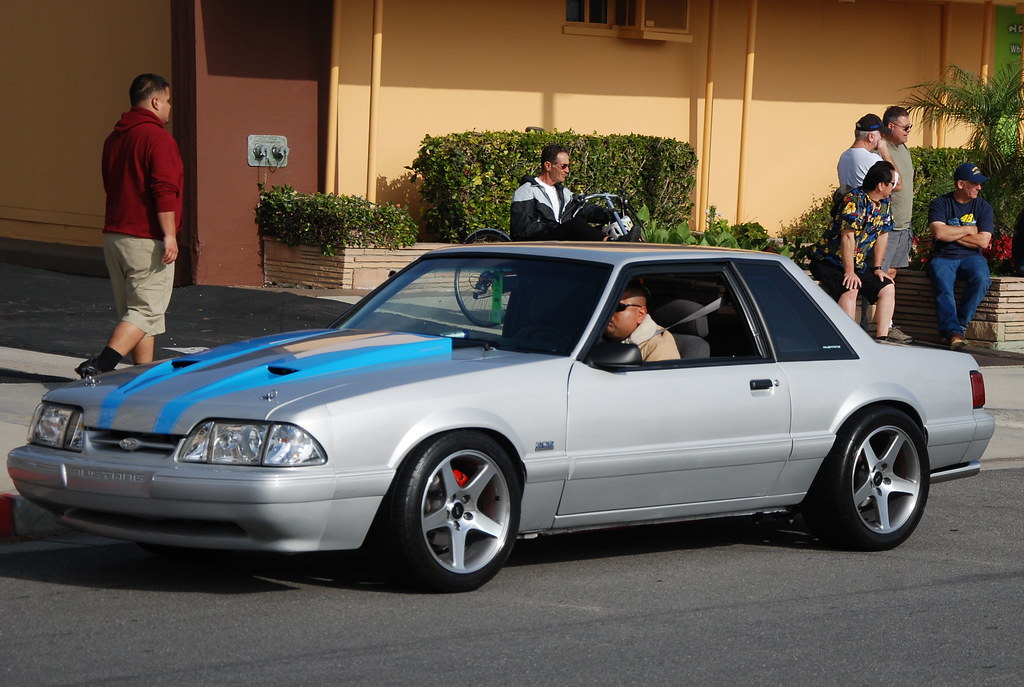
657,297,722,335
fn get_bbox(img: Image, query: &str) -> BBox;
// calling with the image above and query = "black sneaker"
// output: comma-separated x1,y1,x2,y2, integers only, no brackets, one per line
75,358,101,378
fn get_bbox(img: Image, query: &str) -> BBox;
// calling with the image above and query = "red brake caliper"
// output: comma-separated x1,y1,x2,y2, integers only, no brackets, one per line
452,468,469,487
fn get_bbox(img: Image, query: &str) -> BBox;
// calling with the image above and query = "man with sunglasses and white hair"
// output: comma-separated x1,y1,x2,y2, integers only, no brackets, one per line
510,143,614,241
876,105,916,344
604,282,680,362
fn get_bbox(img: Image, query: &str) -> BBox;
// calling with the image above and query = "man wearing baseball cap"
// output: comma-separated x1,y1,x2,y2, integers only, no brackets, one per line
837,114,901,191
926,162,993,350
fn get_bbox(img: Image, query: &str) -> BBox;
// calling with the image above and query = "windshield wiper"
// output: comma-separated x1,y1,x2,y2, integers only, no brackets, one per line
449,336,498,351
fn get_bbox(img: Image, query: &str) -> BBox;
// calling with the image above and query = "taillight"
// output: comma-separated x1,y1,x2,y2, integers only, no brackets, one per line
970,370,986,409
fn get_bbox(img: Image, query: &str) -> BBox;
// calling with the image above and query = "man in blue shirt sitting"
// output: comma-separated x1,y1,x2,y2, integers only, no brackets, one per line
927,162,994,350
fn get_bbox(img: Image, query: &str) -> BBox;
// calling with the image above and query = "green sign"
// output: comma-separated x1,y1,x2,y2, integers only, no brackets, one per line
995,6,1023,76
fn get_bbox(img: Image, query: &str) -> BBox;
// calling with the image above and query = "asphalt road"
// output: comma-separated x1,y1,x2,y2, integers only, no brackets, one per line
2,468,1022,686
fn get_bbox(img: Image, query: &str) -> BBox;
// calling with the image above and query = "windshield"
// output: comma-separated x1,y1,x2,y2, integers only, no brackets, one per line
334,255,611,356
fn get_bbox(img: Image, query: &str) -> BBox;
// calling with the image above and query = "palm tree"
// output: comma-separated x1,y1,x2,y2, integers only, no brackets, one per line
903,64,1024,228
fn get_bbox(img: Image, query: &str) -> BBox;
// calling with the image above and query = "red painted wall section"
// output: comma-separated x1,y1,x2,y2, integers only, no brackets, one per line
186,0,331,286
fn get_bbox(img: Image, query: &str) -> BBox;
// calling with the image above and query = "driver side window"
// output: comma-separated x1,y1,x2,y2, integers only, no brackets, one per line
625,270,763,364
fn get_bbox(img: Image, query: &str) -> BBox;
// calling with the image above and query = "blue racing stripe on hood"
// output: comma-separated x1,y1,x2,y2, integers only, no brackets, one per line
97,330,331,428
97,331,452,433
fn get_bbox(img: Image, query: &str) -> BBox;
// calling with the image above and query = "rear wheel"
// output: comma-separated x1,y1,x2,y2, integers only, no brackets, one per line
386,431,521,592
803,407,929,551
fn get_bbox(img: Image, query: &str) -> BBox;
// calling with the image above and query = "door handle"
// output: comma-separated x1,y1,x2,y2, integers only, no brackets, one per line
749,378,775,391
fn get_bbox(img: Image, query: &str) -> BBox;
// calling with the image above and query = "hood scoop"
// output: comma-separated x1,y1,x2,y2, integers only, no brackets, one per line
267,366,298,376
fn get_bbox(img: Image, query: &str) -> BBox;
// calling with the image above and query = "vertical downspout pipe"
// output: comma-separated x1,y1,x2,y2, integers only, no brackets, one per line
1019,2,1024,154
366,0,384,202
698,0,719,233
736,0,757,224
325,0,343,195
981,0,994,83
937,2,951,148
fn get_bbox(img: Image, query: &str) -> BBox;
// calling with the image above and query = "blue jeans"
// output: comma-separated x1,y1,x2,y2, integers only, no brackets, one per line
927,253,991,337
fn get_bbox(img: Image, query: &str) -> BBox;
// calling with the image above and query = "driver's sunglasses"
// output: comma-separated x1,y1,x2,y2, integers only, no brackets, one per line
895,124,912,132
614,302,643,312
552,163,570,170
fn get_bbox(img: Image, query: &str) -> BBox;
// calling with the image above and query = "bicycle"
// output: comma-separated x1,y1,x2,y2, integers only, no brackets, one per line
454,266,515,327
462,192,643,244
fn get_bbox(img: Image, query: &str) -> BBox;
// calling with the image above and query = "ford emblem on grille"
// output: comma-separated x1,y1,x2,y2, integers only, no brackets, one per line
119,437,141,452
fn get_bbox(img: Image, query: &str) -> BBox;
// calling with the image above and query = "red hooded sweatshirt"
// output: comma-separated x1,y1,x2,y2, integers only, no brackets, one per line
101,107,184,240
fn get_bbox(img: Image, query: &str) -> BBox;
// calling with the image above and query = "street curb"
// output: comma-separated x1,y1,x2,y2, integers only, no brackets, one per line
0,491,69,540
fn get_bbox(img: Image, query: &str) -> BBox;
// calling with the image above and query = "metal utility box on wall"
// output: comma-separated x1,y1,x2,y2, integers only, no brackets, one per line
248,135,289,167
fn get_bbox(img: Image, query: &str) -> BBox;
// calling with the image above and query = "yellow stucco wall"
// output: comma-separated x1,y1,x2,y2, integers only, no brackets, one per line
336,0,985,234
0,0,170,248
0,0,998,258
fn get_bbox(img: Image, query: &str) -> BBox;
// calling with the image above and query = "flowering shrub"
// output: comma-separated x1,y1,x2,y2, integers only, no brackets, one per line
983,234,1017,276
907,232,1019,276
906,234,929,270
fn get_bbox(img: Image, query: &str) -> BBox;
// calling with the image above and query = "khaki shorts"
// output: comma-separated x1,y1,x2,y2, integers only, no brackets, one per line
103,233,174,336
881,228,913,271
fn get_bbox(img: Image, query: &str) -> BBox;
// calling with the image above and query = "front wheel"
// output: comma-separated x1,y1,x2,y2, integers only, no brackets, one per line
386,431,521,592
802,407,929,551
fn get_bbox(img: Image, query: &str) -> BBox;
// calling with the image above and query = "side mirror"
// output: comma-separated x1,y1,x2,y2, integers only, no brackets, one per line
588,340,643,369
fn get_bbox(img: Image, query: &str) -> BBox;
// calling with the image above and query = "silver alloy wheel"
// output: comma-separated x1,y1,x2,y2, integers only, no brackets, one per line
419,448,512,574
849,423,923,534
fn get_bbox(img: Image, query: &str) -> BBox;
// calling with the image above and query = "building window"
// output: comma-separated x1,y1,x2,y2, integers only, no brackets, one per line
567,0,609,25
566,0,689,41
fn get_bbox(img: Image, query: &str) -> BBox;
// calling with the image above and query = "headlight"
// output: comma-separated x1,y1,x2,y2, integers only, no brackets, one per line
28,403,85,451
179,420,326,467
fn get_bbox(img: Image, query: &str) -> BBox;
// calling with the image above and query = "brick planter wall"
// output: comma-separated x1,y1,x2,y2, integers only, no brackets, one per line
892,268,1024,350
263,238,449,290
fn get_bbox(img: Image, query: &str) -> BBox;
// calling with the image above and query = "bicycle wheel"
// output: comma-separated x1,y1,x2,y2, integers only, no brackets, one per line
464,228,512,244
454,268,509,327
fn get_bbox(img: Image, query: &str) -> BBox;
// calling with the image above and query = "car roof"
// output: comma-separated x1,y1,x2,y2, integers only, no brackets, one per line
424,241,789,269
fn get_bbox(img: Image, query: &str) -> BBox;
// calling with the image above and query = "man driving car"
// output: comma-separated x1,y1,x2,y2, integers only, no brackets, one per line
604,283,680,362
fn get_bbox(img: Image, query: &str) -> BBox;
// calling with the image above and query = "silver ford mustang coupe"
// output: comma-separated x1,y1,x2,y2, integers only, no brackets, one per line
9,244,994,592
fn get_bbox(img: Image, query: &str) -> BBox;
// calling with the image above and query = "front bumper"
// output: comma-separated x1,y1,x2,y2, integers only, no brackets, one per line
7,444,391,552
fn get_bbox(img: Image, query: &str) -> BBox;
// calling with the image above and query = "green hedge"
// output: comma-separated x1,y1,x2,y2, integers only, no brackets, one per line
255,184,418,256
408,131,697,242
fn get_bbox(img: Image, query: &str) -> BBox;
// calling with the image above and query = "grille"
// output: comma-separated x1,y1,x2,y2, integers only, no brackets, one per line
87,429,183,460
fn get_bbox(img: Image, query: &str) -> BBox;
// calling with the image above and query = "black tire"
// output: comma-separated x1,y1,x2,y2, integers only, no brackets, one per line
386,431,521,593
802,407,929,551
464,228,511,244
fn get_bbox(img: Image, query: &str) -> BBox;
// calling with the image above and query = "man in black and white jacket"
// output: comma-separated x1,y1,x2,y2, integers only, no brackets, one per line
509,144,612,240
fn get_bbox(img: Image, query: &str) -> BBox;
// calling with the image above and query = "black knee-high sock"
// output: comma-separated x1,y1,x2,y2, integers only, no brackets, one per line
97,347,123,372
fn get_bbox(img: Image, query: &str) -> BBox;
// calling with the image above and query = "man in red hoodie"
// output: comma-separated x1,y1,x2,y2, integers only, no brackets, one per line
76,74,184,378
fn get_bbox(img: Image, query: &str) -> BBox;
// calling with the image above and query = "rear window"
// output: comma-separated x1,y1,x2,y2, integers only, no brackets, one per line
734,262,856,362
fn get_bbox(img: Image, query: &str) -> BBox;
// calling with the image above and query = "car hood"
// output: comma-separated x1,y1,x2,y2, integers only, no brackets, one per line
49,330,486,434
